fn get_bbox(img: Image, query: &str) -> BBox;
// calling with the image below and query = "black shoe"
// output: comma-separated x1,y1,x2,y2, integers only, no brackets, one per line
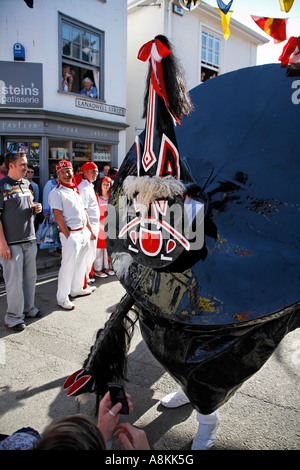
10,323,26,332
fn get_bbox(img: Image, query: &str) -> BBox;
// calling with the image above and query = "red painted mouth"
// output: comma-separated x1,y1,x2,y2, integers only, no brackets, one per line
139,227,163,256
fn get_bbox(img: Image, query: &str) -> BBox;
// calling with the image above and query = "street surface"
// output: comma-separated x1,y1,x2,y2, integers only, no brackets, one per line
0,259,299,451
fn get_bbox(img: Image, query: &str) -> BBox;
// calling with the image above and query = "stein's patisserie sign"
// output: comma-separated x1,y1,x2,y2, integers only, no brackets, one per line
0,61,43,108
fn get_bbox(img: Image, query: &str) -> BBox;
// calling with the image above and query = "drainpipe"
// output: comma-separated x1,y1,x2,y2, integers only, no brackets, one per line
168,0,175,39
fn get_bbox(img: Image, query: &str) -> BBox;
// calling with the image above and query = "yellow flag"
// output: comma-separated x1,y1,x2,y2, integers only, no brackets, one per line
279,0,294,13
215,8,233,40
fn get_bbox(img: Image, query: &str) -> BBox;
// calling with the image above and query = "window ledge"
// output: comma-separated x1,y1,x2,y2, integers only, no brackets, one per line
57,90,105,103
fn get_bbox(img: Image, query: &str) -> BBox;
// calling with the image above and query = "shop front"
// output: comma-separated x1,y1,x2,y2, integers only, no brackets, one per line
0,110,126,200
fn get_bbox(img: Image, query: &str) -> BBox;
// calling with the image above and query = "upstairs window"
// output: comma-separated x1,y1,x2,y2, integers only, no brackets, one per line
59,14,104,100
201,30,220,82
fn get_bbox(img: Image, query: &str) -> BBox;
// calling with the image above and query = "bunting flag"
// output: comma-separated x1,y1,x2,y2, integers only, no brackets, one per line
179,1,294,47
24,0,33,7
278,36,300,66
215,8,233,40
179,0,200,10
279,0,294,13
251,16,287,43
216,0,234,15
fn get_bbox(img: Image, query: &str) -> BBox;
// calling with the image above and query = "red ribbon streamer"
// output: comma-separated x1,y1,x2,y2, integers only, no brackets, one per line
138,39,180,124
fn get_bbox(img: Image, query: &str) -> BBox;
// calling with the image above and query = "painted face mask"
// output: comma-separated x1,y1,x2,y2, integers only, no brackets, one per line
117,37,204,269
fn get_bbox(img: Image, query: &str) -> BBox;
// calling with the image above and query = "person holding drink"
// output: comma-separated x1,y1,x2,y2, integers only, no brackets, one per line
0,151,42,331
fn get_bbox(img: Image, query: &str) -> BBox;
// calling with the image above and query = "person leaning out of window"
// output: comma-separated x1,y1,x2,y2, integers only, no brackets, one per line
62,65,74,92
80,77,98,98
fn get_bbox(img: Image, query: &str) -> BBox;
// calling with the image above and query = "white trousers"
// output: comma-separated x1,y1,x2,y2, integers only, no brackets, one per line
86,239,97,277
57,228,90,303
93,247,109,271
196,410,219,424
86,223,99,277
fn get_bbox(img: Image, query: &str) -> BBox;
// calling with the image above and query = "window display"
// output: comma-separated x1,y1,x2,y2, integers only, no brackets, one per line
5,140,40,183
94,143,111,162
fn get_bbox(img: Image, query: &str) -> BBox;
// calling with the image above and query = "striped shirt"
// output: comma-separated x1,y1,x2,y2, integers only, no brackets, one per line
0,176,35,245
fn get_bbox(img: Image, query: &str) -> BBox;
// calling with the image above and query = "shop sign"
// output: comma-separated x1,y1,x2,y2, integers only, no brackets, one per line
75,98,125,116
0,120,43,132
0,61,43,108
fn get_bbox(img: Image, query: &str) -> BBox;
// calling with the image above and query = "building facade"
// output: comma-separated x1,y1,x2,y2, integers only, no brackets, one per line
126,0,268,152
0,0,127,190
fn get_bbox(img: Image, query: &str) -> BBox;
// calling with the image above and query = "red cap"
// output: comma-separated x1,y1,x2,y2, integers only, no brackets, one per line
81,162,98,172
56,160,72,173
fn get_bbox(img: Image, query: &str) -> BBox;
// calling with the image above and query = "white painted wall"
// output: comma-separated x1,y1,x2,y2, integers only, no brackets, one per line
0,0,127,124
126,2,165,153
126,0,267,152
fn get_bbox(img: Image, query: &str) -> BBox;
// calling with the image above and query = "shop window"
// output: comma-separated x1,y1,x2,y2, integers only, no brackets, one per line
48,139,71,176
94,143,111,165
201,30,220,82
48,140,111,176
49,140,70,161
72,142,92,173
59,14,104,100
5,140,40,185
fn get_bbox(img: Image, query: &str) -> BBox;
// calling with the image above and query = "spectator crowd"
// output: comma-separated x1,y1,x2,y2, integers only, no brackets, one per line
0,152,118,327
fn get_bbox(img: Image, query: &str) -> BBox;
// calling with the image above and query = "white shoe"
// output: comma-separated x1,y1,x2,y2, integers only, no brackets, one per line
58,300,75,310
70,287,94,297
94,271,108,278
191,412,219,450
107,270,115,276
160,389,190,408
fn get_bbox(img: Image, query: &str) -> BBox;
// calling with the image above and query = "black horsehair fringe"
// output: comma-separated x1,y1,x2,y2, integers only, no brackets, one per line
142,34,194,122
82,293,138,411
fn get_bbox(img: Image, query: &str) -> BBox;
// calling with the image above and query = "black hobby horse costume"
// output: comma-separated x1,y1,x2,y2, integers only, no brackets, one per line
64,35,300,417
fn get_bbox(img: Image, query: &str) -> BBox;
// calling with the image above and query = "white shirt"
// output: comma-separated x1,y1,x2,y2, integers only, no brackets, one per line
78,179,100,231
48,184,86,230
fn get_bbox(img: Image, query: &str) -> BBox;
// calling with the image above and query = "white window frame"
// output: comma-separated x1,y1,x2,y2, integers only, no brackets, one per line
58,13,105,101
200,24,222,82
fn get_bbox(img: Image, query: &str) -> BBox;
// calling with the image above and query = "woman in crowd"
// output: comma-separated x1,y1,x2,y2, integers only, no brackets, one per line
93,176,114,278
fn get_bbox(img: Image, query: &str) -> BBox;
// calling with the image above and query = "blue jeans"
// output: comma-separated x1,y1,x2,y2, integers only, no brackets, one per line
1,241,38,327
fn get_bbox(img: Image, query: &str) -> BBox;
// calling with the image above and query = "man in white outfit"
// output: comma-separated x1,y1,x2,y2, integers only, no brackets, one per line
160,388,219,450
76,162,100,285
49,160,94,310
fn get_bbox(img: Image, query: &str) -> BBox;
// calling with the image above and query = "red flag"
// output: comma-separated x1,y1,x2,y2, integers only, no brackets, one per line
251,16,287,43
278,36,300,66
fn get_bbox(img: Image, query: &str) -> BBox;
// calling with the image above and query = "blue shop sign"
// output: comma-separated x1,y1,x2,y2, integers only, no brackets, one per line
13,43,25,61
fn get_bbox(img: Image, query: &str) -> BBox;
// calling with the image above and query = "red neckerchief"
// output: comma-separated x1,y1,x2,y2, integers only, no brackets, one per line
57,179,80,194
73,173,83,186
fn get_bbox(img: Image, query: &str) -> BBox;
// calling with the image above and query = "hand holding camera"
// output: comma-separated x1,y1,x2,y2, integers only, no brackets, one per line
97,383,149,450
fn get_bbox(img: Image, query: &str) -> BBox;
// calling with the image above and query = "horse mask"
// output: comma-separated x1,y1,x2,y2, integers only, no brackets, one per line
64,36,300,415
